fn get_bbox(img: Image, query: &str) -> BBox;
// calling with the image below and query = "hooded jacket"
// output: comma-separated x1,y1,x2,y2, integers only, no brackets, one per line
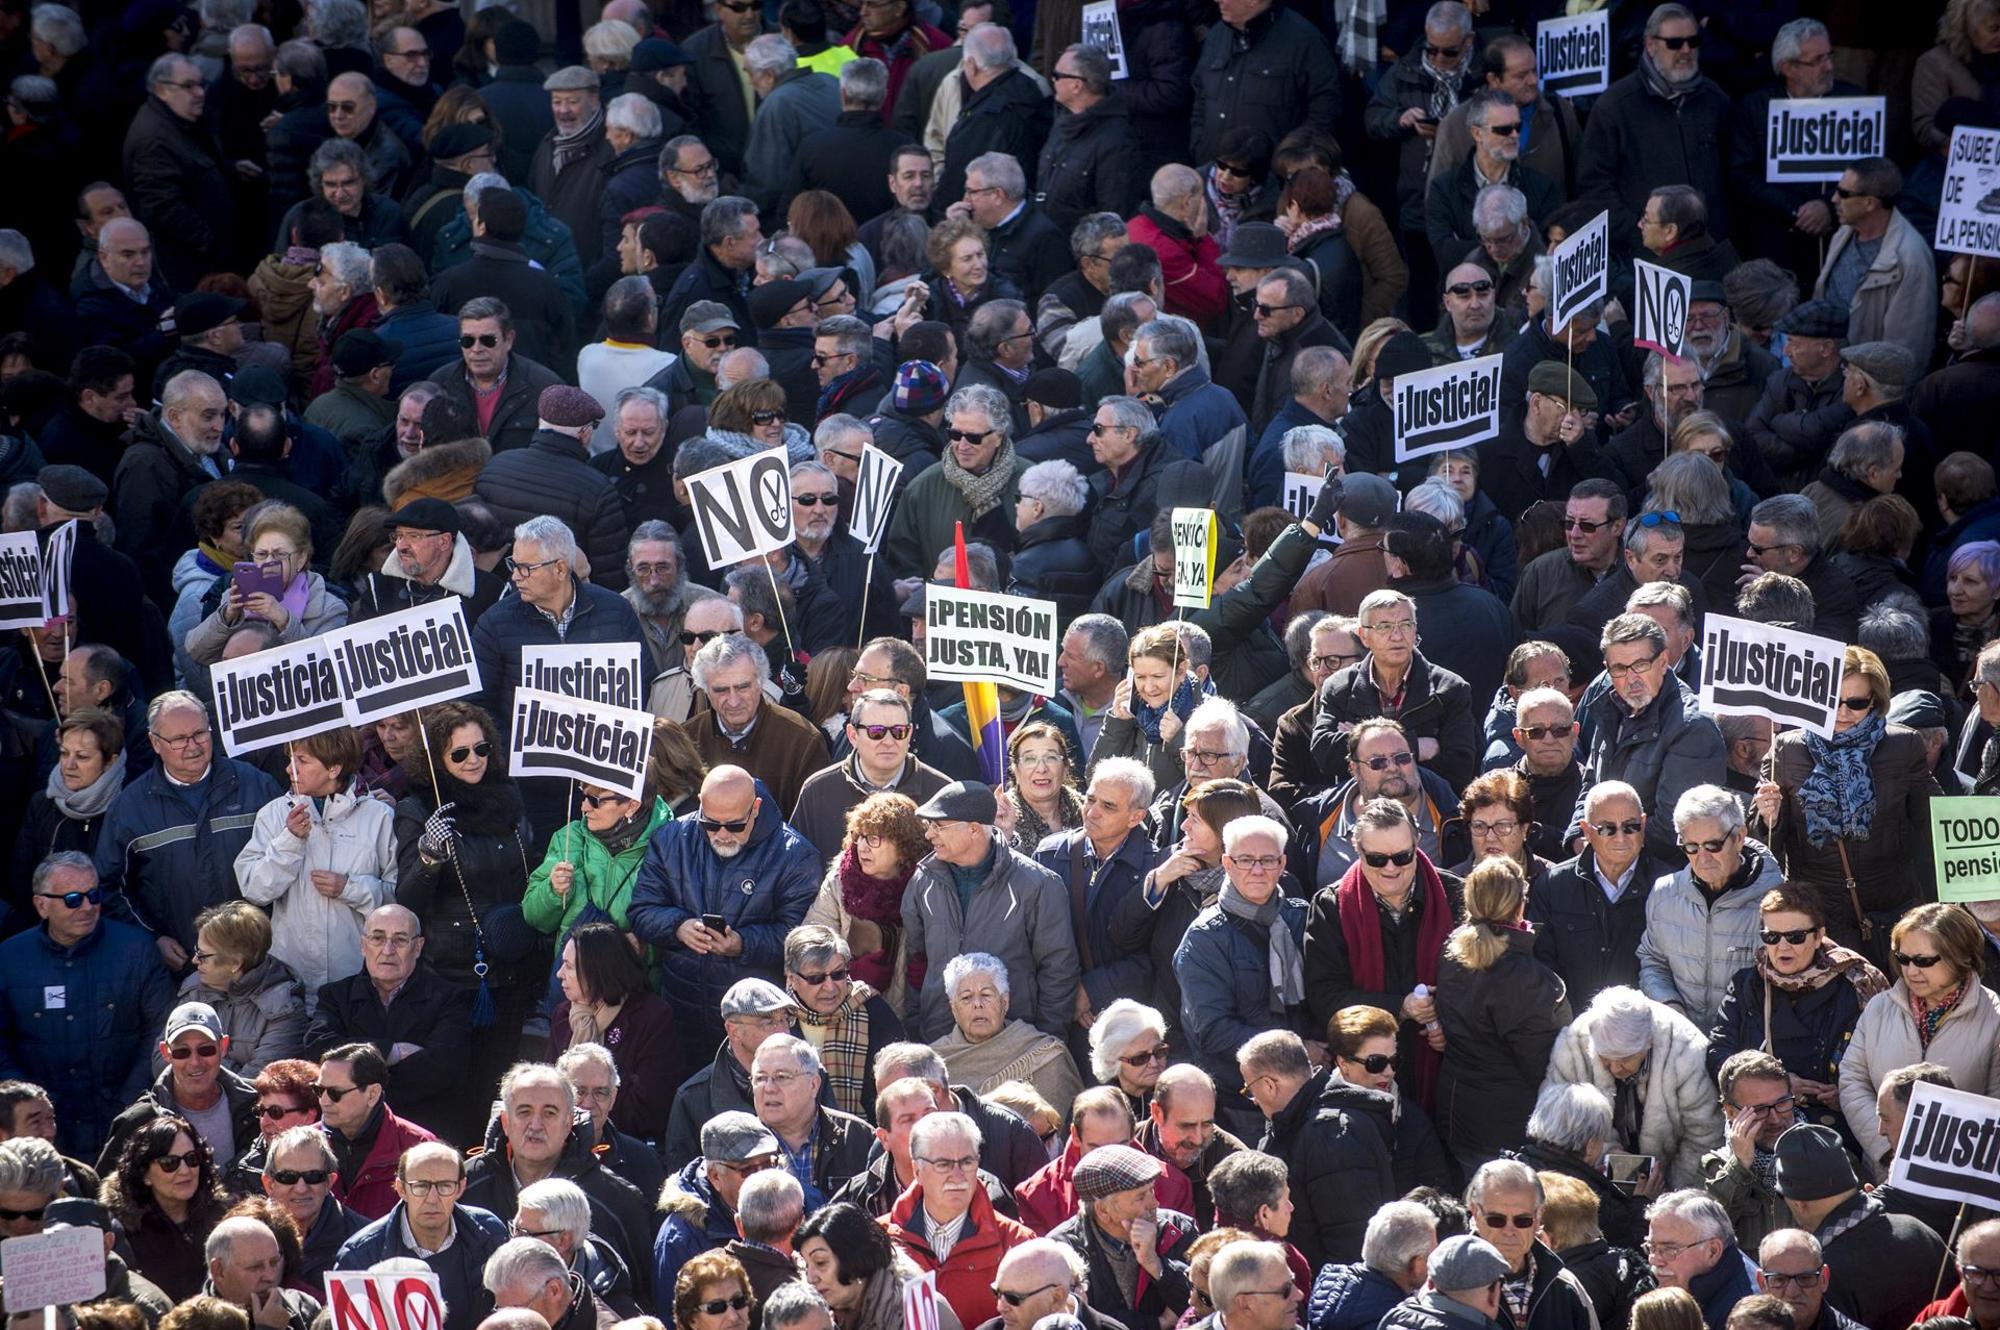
430,189,587,316
1259,1070,1398,1268
382,437,493,510
886,1180,1039,1330
653,1157,741,1298
473,428,630,589
235,785,399,999
1568,676,1726,867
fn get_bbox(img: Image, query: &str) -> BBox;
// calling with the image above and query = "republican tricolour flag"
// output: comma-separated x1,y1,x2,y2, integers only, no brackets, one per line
953,522,1004,785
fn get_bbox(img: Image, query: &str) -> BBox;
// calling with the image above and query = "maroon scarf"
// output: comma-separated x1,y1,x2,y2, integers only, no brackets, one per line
1333,853,1451,1106
837,843,914,992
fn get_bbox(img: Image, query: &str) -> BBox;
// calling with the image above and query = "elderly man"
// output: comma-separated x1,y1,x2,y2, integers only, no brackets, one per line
1814,156,1936,365
686,632,827,812
0,1136,62,1239
1427,90,1560,282
1312,1200,1439,1328
1575,3,1729,241
880,384,1030,581
874,1042,1049,1192
1916,1219,2000,1330
112,370,228,604
1499,682,1583,855
1036,47,1137,234
646,592,742,724
741,37,837,215
1530,780,1659,1007
937,32,1052,214
1737,494,1860,643
485,1235,615,1330
632,766,819,1053
1697,1051,1800,1252
1311,588,1479,792
206,1216,320,1330
156,291,247,390
1757,1228,1863,1330
1053,615,1127,761
305,905,473,1140
96,693,278,968
1250,268,1348,433
1379,1235,1517,1330
1732,19,1855,270
325,72,412,199
903,781,1079,1042
1771,1121,1947,1330
335,1141,512,1330
645,301,742,416
791,454,897,641
618,521,705,675
880,1112,1034,1328
474,390,629,589
791,688,949,861
1836,344,1931,496
787,59,905,226
1566,513,1705,639
1083,393,1212,572
1248,352,1351,514
1032,758,1160,1034
1464,186,1543,327
748,1035,871,1208
121,54,232,287
97,999,257,1174
554,1044,664,1207
1365,2,1480,311
984,1238,1105,1330
660,977,795,1174
591,394,681,536
517,1175,641,1317
1747,300,1853,489
719,1169,804,1304
1478,363,1603,528
1462,1160,1595,1328
661,197,762,338
428,297,564,454
1645,1190,1755,1329
1802,420,1906,550
1427,33,1581,196
307,1043,437,1220
261,1125,367,1287
1134,1064,1244,1229
350,499,505,625
526,67,611,268
1045,1144,1197,1330
1678,283,1781,425
658,1111,783,1297
1600,352,1709,495
957,300,1037,432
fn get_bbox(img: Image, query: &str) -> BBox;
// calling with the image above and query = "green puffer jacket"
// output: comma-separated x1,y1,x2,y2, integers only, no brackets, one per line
522,797,672,937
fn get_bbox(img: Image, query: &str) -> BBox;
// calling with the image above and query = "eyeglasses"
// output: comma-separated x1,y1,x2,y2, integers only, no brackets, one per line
581,792,630,809
505,556,560,575
511,1223,565,1239
992,1283,1060,1308
1644,1238,1714,1258
449,742,492,763
851,722,913,741
1361,752,1415,771
269,1168,330,1186
0,1204,45,1222
1655,33,1702,48
1445,280,1495,297
1746,541,1798,558
1964,1265,2000,1286
681,629,725,647
190,948,222,965
917,1154,980,1174
459,332,499,349
1243,1283,1297,1301
1362,849,1417,869
255,1102,306,1121
1120,1043,1171,1067
1089,422,1136,436
152,1151,204,1174
1253,302,1302,317
793,966,850,986
673,159,720,176
326,99,362,113
1309,651,1361,671
153,730,210,750
1469,819,1519,839
1761,927,1817,946
315,1083,363,1102
810,352,854,367
1606,653,1664,680
851,670,899,688
36,887,104,909
401,1178,463,1198
1758,1270,1822,1291
750,410,786,426
1520,723,1574,741
169,1043,219,1061
1679,836,1733,855
1590,819,1645,838
795,492,840,507
1837,695,1873,712
389,46,430,59
1016,752,1065,769
699,1294,752,1317
1480,1212,1538,1230
946,428,992,443
701,817,751,833
1346,1053,1397,1074
1227,854,1283,871
364,932,416,949
1562,516,1613,533
1363,620,1416,637
1895,952,1943,969
1482,121,1521,135
1635,511,1681,528
712,1157,778,1175
1739,1095,1797,1116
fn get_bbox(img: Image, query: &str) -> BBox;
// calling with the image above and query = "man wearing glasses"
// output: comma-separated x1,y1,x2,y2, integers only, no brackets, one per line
310,1043,438,1221
1756,1228,1861,1330
1463,1160,1595,1330
97,1000,257,1177
657,1111,784,1295
1513,480,1625,634
1532,780,1657,1006
1911,1220,2000,1330
792,688,947,861
1698,1052,1800,1251
886,1111,1037,1329
334,1139,510,1330
1644,1189,1753,1323
260,1125,368,1288
1425,90,1559,283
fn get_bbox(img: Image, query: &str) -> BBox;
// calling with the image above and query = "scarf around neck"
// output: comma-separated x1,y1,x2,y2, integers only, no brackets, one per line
1288,211,1345,252
1219,880,1305,1009
794,977,876,1115
1135,672,1214,744
1797,713,1883,846
1757,941,1889,1003
550,109,602,173
940,437,1015,519
47,750,126,820
1639,51,1693,104
1912,981,1967,1050
1333,853,1450,1100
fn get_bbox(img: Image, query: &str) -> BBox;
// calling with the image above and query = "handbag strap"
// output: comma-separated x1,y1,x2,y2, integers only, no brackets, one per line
1834,838,1872,942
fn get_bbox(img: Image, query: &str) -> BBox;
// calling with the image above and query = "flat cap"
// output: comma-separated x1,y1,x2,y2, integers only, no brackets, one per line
681,300,740,335
542,64,599,92
229,365,289,407
1024,367,1082,410
701,1110,780,1163
719,977,792,1018
165,1000,223,1042
1775,298,1848,340
630,38,695,72
539,384,604,427
175,291,245,339
37,464,106,512
798,266,847,301
1774,1121,1858,1200
1215,222,1289,270
389,497,459,535
1073,1145,1163,1203
914,780,997,824
1526,360,1598,409
1888,690,1949,731
1373,330,1434,382
1841,340,1918,392
430,122,495,160
1337,472,1398,529
747,278,812,329
1428,1235,1512,1292
895,360,950,414
332,329,399,378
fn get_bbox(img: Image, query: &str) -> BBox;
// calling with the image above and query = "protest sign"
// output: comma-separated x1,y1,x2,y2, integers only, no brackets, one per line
211,636,349,756
1632,259,1692,358
1933,797,2000,904
686,450,795,567
1281,472,1323,523
1536,11,1608,97
1171,507,1218,610
1697,614,1844,739
508,688,655,799
0,530,44,630
2,1226,105,1313
326,599,479,726
1393,353,1503,461
848,444,904,555
1937,126,2000,259
40,519,74,621
325,1272,447,1330
924,584,1059,695
1766,97,1886,182
1079,0,1127,78
1549,211,1609,330
521,642,644,709
1887,1080,2000,1209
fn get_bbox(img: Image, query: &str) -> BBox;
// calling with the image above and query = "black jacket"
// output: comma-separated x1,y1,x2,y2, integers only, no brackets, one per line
1311,651,1480,793
1190,3,1340,165
1015,407,1094,474
1036,96,1142,234
985,200,1075,309
1530,848,1663,1009
590,446,683,531
597,137,663,265
682,20,772,175
348,560,508,628
1392,573,1516,713
480,66,557,185
661,247,756,349
1498,317,1634,436
111,412,216,610
473,430,631,591
97,1065,259,1178
1009,514,1099,626
304,962,475,1134
1084,438,1212,571
1427,154,1562,271
528,119,616,269
1261,1069,1398,1268
433,241,579,373
1363,46,1484,230
1109,0,1195,167
1251,308,1351,435
1575,67,1733,241
1815,1194,1951,1330
428,352,564,455
1518,1140,1648,1250
121,96,233,288
800,530,902,647
462,1110,655,1297
1435,930,1572,1172
940,68,1054,208
1704,963,1868,1094
297,1193,369,1288
786,110,909,223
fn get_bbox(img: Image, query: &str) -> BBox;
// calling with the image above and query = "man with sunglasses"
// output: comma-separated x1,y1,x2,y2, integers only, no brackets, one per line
260,1125,366,1288
1460,1160,1594,1330
792,688,947,861
97,1001,257,1180
1530,780,1658,1007
428,297,563,455
1737,494,1860,645
1566,512,1706,641
308,1042,437,1221
1425,91,1559,285
1423,263,1504,364
335,1140,511,1330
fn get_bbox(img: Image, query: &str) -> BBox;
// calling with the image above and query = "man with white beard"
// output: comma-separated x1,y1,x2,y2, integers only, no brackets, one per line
788,459,900,645
623,520,718,674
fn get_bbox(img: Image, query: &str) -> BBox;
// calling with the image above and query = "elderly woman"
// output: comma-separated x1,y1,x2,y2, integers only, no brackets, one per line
1088,999,1171,1121
705,379,813,463
931,951,1082,1121
523,721,681,939
673,1249,757,1330
1915,0,2000,158
1832,494,1924,608
547,923,679,1136
783,923,905,1119
1434,857,1572,1172
160,902,307,1076
1207,1151,1312,1291
1838,902,2000,1173
799,1202,964,1330
274,137,405,252
1543,985,1724,1189
1647,442,1748,612
1537,1172,1653,1330
1327,1004,1452,1194
1704,884,1887,1134
1750,646,1941,959
1010,459,1096,623
806,792,930,1013
1447,768,1557,893
1002,720,1083,852
1518,1081,1650,1250
1639,785,1782,1030
1933,539,2000,694
184,505,350,670
920,217,1019,340
1427,450,1517,603
1093,622,1213,790
11,707,124,888
234,726,397,1002
583,19,638,90
103,1117,229,1301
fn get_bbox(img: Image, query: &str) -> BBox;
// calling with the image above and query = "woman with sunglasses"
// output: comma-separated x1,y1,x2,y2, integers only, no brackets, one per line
1749,645,1940,962
523,718,682,943
674,1250,758,1330
103,1117,228,1301
228,1059,322,1192
798,1202,965,1330
783,924,905,1120
392,700,534,1126
704,379,814,463
806,792,931,1014
1088,999,1173,1121
1434,857,1572,1172
1000,720,1083,852
1838,903,2000,1175
1704,885,1887,1142
158,902,307,1079
1327,1005,1453,1196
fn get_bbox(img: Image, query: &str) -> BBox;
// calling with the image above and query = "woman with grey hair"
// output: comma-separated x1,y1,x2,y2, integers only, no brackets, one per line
782,924,906,1119
1516,1080,1648,1247
1087,998,1170,1119
1010,459,1096,622
932,951,1082,1120
1649,434,1751,613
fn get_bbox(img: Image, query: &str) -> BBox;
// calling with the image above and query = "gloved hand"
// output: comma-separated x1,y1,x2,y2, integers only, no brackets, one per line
418,802,457,860
1306,470,1344,532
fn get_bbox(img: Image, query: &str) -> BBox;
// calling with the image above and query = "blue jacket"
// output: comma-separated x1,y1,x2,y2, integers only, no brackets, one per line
1174,897,1308,1092
471,581,646,746
94,758,282,950
653,1158,738,1299
0,919,174,1161
1307,1262,1409,1330
376,303,463,395
335,1202,510,1330
627,783,821,1037
430,188,587,317
1156,364,1247,465
1034,827,1162,1010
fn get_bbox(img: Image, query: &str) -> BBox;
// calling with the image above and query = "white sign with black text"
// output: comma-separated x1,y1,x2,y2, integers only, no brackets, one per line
1536,11,1608,98
1393,353,1504,461
924,584,1059,696
1765,97,1886,183
1887,1080,2000,1210
686,450,795,567
1937,126,2000,259
1697,613,1845,740
1079,0,1128,79
40,519,75,622
1281,472,1323,523
848,444,904,555
508,688,655,799
211,636,350,756
1549,211,1609,330
2,1226,105,1313
0,529,44,630
326,599,481,726
520,642,644,709
1632,259,1692,359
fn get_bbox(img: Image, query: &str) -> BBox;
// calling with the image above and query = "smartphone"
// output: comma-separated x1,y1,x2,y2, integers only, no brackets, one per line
701,913,728,934
232,560,285,601
1606,1153,1656,1195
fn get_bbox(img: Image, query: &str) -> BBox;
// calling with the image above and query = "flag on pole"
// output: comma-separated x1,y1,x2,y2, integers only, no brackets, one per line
953,522,1003,785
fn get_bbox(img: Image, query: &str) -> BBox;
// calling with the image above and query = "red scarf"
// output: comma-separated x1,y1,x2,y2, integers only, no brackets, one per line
1333,853,1451,1106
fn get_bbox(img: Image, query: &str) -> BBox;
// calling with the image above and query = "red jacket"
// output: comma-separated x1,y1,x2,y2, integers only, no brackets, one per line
1013,1136,1196,1235
1916,1286,1971,1323
1126,208,1228,329
333,1105,437,1220
884,1180,1036,1330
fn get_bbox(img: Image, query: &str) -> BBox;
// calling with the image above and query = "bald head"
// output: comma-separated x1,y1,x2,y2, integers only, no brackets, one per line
99,217,148,251
1969,293,2000,351
477,1312,551,1330
1151,164,1200,210
366,903,421,935
998,1240,1078,1287
701,765,755,801
329,72,373,100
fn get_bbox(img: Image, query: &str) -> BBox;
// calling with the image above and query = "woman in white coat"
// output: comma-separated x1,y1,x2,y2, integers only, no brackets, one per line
235,726,398,1007
1838,902,2000,1175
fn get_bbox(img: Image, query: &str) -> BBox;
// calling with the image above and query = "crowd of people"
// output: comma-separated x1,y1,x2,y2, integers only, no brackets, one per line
4,1,2000,1330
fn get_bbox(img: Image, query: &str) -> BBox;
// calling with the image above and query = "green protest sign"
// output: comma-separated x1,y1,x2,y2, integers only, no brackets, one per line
1931,797,2000,903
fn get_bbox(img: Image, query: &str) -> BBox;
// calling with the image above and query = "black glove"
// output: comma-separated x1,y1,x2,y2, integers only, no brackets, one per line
1307,471,1344,531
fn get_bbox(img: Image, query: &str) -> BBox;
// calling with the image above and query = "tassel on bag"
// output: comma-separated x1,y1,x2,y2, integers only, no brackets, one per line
471,945,495,1028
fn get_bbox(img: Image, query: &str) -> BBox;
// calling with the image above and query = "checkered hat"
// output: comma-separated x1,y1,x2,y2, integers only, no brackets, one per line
1073,1144,1162,1202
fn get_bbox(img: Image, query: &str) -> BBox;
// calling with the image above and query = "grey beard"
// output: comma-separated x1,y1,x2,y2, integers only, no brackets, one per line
629,575,689,618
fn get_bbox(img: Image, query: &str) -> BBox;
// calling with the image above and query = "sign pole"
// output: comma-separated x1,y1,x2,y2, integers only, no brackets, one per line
414,704,442,805
762,558,797,656
856,553,874,649
1968,257,1981,325
25,628,56,717
1938,1202,1969,1298
564,777,575,868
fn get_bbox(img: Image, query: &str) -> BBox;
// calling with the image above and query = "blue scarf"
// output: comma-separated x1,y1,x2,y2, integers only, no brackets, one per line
1134,672,1214,744
1797,713,1884,847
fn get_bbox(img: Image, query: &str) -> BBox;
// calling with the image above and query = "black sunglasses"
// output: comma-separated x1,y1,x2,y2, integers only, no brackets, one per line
1895,952,1943,969
458,333,499,348
169,1043,219,1060
449,741,492,763
751,410,785,425
1445,280,1495,297
852,723,912,740
152,1150,204,1173
1362,849,1417,869
1590,819,1644,838
1679,836,1732,855
992,1284,1060,1309
1480,1212,1538,1230
699,1295,751,1315
1347,1053,1396,1074
1837,695,1873,712
700,817,751,833
1361,752,1415,771
1519,723,1573,741
269,1168,330,1186
795,493,839,507
1656,32,1702,48
581,792,629,809
315,1083,362,1102
680,629,725,646
1761,928,1817,946
36,887,104,909
254,1103,305,1120
0,1204,44,1221
945,428,992,443
1483,122,1521,135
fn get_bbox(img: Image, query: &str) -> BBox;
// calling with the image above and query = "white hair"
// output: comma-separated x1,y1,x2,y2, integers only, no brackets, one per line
1584,986,1658,1060
736,1169,805,1243
1403,480,1464,527
1087,755,1156,810
690,631,770,692
1088,999,1168,1082
1019,459,1089,517
516,1178,591,1246
1222,814,1286,854
941,951,1010,998
1184,696,1249,757
909,1110,983,1158
1581,779,1642,819
1672,783,1744,837
1646,1189,1733,1242
744,33,798,76
482,1237,570,1298
1465,1158,1542,1209
753,1033,822,1077
1515,686,1573,723
513,515,579,567
962,23,1015,72
1362,1201,1438,1277
0,230,33,276
1526,1082,1614,1153
1280,424,1344,473
317,241,373,295
605,91,663,138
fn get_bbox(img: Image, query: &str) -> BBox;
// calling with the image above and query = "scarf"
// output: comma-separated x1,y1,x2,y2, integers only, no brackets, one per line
793,978,876,1116
1288,210,1345,252
1912,981,1967,1050
1135,672,1213,744
939,436,1015,520
1638,51,1692,105
569,999,621,1047
816,362,879,419
1797,713,1883,847
1008,785,1083,853
550,108,603,173
280,571,312,622
426,767,525,836
1756,941,1889,1003
1333,853,1451,1103
47,750,125,820
594,811,650,858
1218,879,1304,1010
1417,55,1461,125
1204,171,1248,253
1335,0,1383,77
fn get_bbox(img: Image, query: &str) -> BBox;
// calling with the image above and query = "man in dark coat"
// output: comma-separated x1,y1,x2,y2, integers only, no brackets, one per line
785,63,910,223
1773,1124,1950,1330
1477,364,1606,530
1036,48,1140,234
1913,295,2000,455
113,375,228,611
1083,397,1211,573
432,191,578,374
473,388,631,593
1530,782,1661,1012
1728,20,1856,276
121,55,233,289
427,299,565,455
1249,268,1350,435
597,122,664,266
529,67,616,268
1190,0,1339,166
661,198,761,344
482,21,558,184
1425,92,1561,275
683,3,772,176
40,348,139,484
71,222,175,399
938,28,1053,209
1243,1032,1397,1268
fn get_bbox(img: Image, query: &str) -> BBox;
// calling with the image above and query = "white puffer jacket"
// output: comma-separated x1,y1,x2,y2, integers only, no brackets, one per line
234,786,398,1005
1543,996,1724,1189
1839,978,2000,1176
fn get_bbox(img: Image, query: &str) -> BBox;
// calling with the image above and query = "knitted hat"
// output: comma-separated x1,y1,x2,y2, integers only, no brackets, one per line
1774,1122,1858,1200
894,360,950,413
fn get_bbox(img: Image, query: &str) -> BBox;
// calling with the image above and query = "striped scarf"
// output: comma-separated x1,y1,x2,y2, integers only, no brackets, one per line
794,979,877,1116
